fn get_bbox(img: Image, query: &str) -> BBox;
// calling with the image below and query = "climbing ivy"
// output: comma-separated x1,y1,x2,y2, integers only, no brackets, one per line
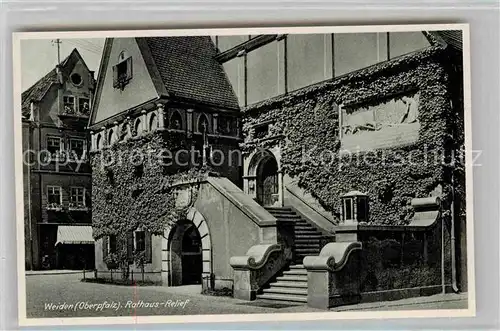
91,130,206,242
243,46,465,225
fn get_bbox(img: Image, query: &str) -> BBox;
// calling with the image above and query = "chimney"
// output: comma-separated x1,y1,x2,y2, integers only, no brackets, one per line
55,65,63,85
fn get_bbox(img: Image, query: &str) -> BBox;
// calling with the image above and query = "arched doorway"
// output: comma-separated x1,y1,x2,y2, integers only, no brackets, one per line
256,154,279,207
168,219,203,286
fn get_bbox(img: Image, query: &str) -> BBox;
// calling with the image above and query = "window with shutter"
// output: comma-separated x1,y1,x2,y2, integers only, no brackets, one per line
113,51,133,90
126,56,133,80
112,65,118,88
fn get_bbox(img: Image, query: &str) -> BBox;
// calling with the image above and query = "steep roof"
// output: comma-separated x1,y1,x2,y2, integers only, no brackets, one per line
143,36,239,110
429,30,463,52
21,48,92,117
21,68,58,117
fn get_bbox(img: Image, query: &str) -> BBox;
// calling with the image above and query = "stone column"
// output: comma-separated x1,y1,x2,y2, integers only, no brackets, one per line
90,131,95,151
213,113,218,134
277,170,284,207
157,103,165,129
141,109,147,133
101,126,107,147
186,109,194,137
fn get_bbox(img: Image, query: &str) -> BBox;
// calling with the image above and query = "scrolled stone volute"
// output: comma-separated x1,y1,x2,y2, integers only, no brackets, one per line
303,242,362,272
411,196,441,209
229,244,282,270
304,241,363,309
230,243,290,301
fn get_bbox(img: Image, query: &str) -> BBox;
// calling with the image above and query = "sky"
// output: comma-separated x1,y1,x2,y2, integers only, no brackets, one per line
20,38,105,91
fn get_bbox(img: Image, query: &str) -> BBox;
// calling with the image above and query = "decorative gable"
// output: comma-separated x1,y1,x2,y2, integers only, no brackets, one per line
90,38,159,126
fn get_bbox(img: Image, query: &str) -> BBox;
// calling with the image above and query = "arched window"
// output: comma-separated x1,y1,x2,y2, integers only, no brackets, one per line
149,113,158,131
107,129,114,145
119,122,130,141
170,111,183,130
96,134,102,149
197,114,210,134
134,118,143,136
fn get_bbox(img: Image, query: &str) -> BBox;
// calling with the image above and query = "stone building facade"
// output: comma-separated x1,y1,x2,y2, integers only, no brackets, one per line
22,49,96,270
89,31,467,308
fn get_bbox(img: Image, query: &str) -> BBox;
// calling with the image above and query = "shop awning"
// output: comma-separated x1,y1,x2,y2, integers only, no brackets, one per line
55,226,94,246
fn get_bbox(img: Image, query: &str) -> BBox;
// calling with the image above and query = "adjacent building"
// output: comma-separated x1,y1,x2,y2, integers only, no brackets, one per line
22,49,96,270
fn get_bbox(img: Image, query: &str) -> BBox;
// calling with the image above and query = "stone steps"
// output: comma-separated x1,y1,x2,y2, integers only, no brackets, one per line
271,281,308,288
276,274,308,282
259,206,330,305
256,263,308,304
257,293,307,303
262,287,308,296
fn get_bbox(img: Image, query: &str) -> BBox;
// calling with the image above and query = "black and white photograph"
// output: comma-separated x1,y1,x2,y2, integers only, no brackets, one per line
14,25,474,326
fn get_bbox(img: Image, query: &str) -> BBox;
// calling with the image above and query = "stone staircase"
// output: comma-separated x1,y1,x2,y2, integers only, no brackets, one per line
256,207,325,304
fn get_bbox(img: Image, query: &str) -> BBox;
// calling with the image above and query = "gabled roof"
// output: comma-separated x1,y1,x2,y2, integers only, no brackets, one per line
21,48,92,117
21,68,58,117
143,37,239,110
90,36,239,126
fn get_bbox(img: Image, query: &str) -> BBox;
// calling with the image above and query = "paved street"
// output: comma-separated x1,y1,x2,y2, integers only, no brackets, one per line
25,273,468,318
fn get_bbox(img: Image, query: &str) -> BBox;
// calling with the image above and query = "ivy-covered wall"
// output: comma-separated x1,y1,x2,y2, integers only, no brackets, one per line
243,45,464,226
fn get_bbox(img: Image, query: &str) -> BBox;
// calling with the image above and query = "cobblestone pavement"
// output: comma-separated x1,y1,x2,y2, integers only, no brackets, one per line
25,273,468,319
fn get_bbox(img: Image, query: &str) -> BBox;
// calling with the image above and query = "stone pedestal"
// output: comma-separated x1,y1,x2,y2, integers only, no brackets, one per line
303,242,362,309
230,243,289,301
233,269,256,301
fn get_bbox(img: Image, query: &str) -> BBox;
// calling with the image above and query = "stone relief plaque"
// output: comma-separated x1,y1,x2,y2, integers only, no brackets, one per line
341,92,420,151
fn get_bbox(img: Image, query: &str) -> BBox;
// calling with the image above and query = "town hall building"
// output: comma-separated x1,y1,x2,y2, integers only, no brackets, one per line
88,31,467,308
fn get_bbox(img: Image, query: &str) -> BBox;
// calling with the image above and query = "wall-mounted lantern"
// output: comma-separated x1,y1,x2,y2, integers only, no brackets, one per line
341,191,369,224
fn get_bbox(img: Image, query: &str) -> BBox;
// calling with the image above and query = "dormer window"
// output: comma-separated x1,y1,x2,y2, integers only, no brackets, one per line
113,51,133,90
